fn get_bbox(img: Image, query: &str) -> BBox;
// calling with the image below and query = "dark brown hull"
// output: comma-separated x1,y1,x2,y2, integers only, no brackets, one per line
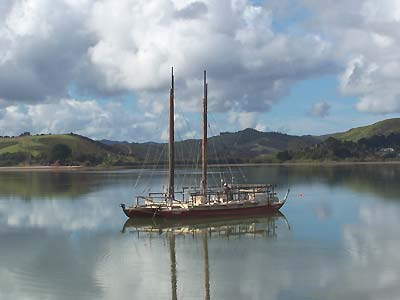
122,202,284,219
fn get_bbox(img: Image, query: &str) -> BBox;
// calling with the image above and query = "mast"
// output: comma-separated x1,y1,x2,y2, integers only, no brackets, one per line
201,70,208,196
168,67,175,202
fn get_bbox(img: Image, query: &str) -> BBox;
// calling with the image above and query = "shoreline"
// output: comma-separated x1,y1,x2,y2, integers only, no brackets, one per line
1,160,400,171
209,160,400,167
0,166,83,172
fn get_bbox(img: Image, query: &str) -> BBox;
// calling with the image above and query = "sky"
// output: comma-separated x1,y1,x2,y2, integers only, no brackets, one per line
1,0,400,142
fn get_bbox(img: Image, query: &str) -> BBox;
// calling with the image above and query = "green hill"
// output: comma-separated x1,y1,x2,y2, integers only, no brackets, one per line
106,128,320,164
0,133,137,166
332,118,400,141
277,118,400,162
3,118,399,166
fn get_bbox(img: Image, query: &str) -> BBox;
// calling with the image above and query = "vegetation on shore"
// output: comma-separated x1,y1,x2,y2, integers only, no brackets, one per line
274,118,400,163
1,118,400,166
276,133,400,162
0,133,137,167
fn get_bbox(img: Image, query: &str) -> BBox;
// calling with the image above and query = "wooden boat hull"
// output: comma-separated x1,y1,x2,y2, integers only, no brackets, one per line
121,202,284,219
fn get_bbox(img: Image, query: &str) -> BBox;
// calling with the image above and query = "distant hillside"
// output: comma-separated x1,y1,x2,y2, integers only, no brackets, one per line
106,128,320,164
0,134,137,166
208,128,319,161
332,118,400,141
3,118,399,166
277,118,400,162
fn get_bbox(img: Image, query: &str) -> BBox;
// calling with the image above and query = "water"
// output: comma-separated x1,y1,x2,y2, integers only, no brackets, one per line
0,165,399,300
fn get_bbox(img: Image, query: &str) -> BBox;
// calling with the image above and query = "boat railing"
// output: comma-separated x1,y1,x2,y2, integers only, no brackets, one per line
135,183,278,206
136,193,188,206
183,183,275,191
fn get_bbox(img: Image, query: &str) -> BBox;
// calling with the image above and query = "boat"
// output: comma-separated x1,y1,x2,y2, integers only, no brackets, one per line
121,68,290,219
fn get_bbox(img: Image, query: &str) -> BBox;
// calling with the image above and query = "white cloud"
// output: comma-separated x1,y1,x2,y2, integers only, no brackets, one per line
0,0,94,103
0,0,340,140
303,0,400,114
310,101,331,118
0,0,334,111
225,110,267,131
5,0,400,139
0,99,163,141
227,110,258,129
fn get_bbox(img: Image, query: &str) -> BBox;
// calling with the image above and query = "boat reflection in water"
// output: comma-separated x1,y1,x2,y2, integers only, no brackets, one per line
122,212,290,300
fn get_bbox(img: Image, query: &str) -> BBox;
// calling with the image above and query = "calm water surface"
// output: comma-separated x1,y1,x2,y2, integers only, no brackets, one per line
0,165,399,300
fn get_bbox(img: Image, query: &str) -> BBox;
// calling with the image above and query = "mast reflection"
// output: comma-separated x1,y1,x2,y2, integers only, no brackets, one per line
169,234,177,300
121,212,290,300
203,233,210,300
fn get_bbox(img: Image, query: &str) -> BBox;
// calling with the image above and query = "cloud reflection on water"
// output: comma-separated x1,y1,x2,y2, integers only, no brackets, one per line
0,166,400,299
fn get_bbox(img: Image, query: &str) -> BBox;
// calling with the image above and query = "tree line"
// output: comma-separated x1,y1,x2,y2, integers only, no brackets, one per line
276,133,400,162
0,143,105,166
